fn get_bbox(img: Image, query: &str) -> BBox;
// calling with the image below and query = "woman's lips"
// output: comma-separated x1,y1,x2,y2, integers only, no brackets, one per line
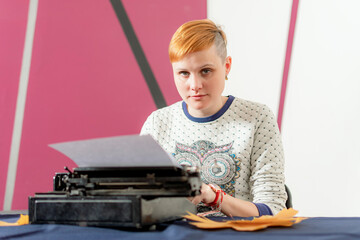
190,94,206,100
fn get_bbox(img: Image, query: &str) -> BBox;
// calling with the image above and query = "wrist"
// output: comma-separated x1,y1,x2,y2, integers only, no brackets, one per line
203,184,226,211
207,191,220,207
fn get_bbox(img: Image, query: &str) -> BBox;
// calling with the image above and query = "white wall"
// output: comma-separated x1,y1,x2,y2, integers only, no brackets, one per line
282,0,360,217
208,0,360,216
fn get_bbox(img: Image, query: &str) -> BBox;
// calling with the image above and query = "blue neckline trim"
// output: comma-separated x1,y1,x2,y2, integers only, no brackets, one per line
182,95,235,123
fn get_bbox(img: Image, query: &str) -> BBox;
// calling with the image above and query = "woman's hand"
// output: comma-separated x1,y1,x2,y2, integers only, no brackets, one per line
187,183,260,217
188,183,216,205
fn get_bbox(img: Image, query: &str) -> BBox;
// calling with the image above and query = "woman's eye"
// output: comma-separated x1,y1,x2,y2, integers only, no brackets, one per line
201,69,211,74
179,71,189,77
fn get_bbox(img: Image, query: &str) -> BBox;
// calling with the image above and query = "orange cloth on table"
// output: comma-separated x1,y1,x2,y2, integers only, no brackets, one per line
183,208,307,231
0,214,29,226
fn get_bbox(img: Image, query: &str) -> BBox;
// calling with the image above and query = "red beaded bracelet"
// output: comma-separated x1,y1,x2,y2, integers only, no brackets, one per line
205,184,227,211
206,184,222,206
207,189,220,207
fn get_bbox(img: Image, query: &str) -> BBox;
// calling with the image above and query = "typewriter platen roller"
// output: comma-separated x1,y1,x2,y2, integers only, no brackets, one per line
29,166,201,228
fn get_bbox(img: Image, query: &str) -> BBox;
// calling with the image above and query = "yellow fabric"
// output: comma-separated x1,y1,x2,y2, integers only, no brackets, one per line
0,214,29,226
184,208,307,231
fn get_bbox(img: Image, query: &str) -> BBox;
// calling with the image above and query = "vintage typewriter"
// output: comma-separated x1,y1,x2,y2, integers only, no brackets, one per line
28,135,201,228
29,165,201,228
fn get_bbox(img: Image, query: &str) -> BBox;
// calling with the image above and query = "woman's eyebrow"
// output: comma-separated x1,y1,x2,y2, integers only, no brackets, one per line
174,67,188,71
199,63,215,68
174,63,215,71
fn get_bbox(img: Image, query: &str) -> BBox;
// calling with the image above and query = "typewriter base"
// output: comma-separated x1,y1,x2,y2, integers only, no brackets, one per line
29,194,196,228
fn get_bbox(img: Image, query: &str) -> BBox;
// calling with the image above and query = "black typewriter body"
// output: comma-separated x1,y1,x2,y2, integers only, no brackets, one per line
29,166,201,228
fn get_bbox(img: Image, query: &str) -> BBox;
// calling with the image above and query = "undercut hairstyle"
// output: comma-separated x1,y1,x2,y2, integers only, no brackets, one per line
169,19,227,63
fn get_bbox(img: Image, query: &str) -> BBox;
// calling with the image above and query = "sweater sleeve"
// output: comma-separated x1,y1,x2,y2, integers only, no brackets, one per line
249,104,287,215
254,202,273,216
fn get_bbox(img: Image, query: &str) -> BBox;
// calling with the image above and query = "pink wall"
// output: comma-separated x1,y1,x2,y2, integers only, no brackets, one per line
3,0,206,210
0,0,30,210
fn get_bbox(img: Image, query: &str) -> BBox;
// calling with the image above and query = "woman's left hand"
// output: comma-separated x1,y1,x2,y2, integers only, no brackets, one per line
188,183,216,205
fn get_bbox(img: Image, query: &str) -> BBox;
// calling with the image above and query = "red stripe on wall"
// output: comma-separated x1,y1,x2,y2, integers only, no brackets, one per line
277,0,299,131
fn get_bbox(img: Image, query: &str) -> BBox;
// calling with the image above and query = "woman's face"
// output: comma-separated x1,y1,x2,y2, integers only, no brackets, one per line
172,44,232,118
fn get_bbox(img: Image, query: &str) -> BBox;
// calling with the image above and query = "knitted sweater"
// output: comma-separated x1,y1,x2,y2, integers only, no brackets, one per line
140,96,287,215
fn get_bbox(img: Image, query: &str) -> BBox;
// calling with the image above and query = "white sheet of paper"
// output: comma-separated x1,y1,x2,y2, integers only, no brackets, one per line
49,134,180,168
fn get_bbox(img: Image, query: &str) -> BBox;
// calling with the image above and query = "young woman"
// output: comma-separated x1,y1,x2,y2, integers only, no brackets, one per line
141,19,287,217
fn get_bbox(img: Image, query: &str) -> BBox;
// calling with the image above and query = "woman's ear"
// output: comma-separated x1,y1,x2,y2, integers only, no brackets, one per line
225,56,232,76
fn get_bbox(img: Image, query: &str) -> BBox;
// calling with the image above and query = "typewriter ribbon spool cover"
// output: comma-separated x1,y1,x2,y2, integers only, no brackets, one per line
28,135,201,228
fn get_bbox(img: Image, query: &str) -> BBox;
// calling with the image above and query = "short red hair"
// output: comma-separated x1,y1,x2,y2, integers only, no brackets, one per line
169,19,227,63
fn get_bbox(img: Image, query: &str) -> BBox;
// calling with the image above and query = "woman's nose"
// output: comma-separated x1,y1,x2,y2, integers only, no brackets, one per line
189,75,203,91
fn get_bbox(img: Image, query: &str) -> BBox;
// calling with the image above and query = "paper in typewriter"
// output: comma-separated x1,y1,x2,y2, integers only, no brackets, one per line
49,134,180,168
